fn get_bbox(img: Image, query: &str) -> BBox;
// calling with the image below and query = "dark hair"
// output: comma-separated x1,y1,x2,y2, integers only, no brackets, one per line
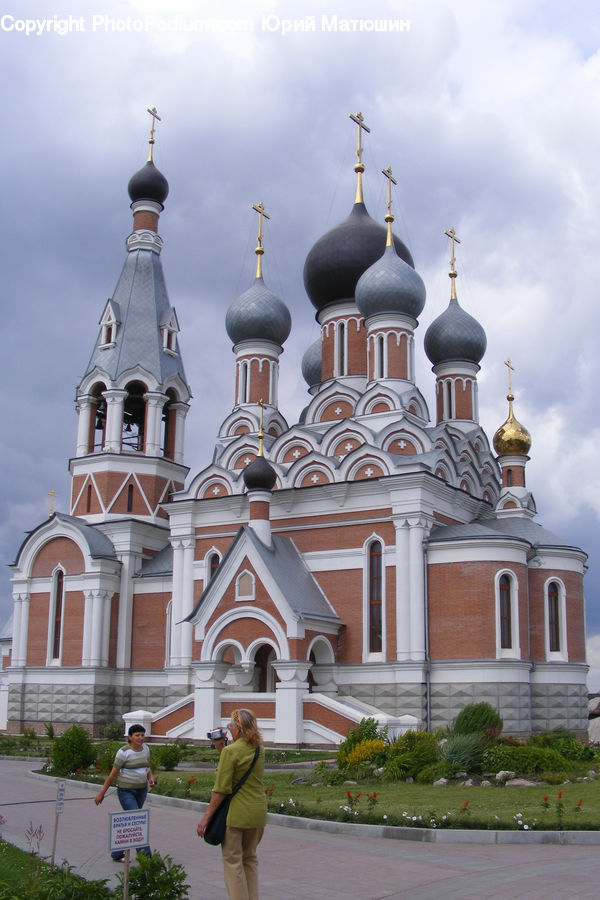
128,724,145,737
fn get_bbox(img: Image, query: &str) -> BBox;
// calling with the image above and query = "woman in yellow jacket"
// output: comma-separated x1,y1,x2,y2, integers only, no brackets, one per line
197,709,267,900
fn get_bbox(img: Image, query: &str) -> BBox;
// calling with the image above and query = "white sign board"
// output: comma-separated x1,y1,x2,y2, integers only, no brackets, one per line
56,780,66,815
109,810,149,852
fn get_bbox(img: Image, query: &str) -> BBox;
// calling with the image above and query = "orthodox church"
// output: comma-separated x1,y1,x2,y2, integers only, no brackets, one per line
2,113,588,744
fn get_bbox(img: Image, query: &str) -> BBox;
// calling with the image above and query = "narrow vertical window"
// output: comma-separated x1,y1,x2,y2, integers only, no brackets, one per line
127,484,134,512
499,574,512,649
369,541,382,652
548,582,560,652
52,571,64,660
507,469,513,487
337,322,346,376
209,553,220,580
377,334,385,379
86,484,92,513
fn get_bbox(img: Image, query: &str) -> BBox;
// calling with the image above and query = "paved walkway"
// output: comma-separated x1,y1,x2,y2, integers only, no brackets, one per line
1,758,598,899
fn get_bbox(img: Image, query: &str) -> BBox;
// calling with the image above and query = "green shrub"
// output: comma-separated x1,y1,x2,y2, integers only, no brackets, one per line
152,743,184,771
339,739,386,768
20,727,38,750
385,731,440,780
95,740,124,774
415,760,453,784
453,702,503,738
337,718,387,766
483,743,569,775
50,725,96,776
44,722,55,740
119,851,189,899
440,733,486,775
98,721,125,741
29,864,113,898
527,731,594,762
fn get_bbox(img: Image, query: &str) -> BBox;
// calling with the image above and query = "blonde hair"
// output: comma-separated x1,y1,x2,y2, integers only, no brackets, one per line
232,708,262,747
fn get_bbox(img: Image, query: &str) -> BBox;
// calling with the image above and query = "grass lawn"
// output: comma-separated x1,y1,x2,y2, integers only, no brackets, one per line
144,766,600,831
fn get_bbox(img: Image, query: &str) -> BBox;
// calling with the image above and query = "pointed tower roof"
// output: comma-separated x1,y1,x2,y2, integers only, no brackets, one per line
82,119,189,393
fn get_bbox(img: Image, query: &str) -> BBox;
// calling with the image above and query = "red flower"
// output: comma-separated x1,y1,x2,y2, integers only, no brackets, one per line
461,800,470,810
558,791,562,799
372,792,378,798
346,790,352,798
356,792,362,799
577,798,583,807
543,796,548,803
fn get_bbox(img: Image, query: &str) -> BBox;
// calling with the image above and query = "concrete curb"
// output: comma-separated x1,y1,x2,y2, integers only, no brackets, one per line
27,769,600,846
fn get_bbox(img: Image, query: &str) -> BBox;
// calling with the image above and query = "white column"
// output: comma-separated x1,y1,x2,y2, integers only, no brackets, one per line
75,395,94,457
169,540,185,666
408,519,426,661
101,591,111,666
171,402,189,465
394,519,411,660
116,553,138,669
17,594,30,667
144,392,167,456
11,594,26,667
82,589,93,665
102,389,127,452
90,590,105,666
273,661,311,744
180,537,195,665
193,662,230,738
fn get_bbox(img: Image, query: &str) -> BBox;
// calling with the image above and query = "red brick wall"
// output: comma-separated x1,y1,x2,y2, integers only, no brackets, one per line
153,702,194,735
455,379,473,420
31,538,85,576
427,560,528,659
303,701,354,736
528,568,586,662
222,700,276,718
60,591,84,665
131,592,170,668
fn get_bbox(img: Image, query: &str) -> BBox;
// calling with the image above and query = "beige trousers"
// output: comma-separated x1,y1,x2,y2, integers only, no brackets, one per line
221,826,264,900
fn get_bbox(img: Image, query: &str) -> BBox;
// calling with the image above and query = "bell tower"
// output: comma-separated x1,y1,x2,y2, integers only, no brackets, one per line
70,109,191,524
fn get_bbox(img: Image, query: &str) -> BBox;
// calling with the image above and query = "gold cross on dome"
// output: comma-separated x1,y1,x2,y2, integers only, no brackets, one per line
504,357,514,394
349,111,370,166
382,165,397,245
252,202,270,278
444,227,461,299
146,106,161,161
48,489,57,517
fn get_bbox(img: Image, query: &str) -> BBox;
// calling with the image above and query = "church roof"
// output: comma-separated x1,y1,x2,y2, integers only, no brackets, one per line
135,543,173,576
429,517,586,555
186,525,340,625
84,249,188,387
12,512,117,567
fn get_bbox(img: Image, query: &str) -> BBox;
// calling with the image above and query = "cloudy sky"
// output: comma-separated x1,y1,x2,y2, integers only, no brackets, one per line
2,0,600,684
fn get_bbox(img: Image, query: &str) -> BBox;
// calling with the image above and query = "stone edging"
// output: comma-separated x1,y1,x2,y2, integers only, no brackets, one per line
27,770,600,846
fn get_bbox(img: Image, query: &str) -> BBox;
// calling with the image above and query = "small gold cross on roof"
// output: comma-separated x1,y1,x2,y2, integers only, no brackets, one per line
252,202,270,278
48,489,57,517
146,107,161,161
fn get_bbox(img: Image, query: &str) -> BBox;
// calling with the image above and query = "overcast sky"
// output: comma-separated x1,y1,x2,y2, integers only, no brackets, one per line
2,0,600,686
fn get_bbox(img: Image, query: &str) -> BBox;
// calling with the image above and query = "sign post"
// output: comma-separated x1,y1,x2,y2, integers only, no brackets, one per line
109,809,150,900
50,780,66,870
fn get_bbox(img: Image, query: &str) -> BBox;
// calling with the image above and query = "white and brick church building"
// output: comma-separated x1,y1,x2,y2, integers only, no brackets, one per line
1,116,589,744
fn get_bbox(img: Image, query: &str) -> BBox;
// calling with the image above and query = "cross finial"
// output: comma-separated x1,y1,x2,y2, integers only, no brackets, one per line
444,226,461,299
48,489,57,517
382,165,397,246
257,398,265,457
349,111,370,203
146,107,161,162
504,357,515,397
251,202,270,278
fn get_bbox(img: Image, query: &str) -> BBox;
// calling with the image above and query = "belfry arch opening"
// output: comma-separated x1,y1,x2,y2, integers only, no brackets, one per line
90,382,107,452
253,643,277,693
122,381,147,451
162,388,178,459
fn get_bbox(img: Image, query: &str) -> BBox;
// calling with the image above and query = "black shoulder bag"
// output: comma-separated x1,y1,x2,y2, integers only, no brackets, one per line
204,747,260,846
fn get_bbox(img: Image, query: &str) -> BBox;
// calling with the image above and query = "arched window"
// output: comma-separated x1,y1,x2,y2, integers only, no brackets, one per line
238,361,250,404
336,322,346,376
499,574,511,649
51,570,64,661
548,581,560,652
507,468,513,487
209,553,220,580
368,541,382,653
235,571,255,602
376,334,385,379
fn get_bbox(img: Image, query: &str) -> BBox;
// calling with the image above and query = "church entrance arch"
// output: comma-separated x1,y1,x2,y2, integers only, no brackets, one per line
253,643,278,693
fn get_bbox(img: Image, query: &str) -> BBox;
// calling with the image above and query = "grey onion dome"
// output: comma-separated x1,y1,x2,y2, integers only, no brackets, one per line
303,202,414,312
356,244,426,320
226,277,291,346
424,297,487,365
128,160,169,206
243,455,277,491
301,338,322,387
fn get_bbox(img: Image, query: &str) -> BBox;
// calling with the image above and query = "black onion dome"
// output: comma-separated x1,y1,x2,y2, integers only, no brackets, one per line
356,244,426,320
424,297,487,366
226,277,291,346
243,455,277,491
301,338,322,387
303,203,414,312
128,161,169,206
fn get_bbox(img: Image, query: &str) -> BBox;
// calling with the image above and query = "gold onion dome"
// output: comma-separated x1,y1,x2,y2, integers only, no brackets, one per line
493,392,531,456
